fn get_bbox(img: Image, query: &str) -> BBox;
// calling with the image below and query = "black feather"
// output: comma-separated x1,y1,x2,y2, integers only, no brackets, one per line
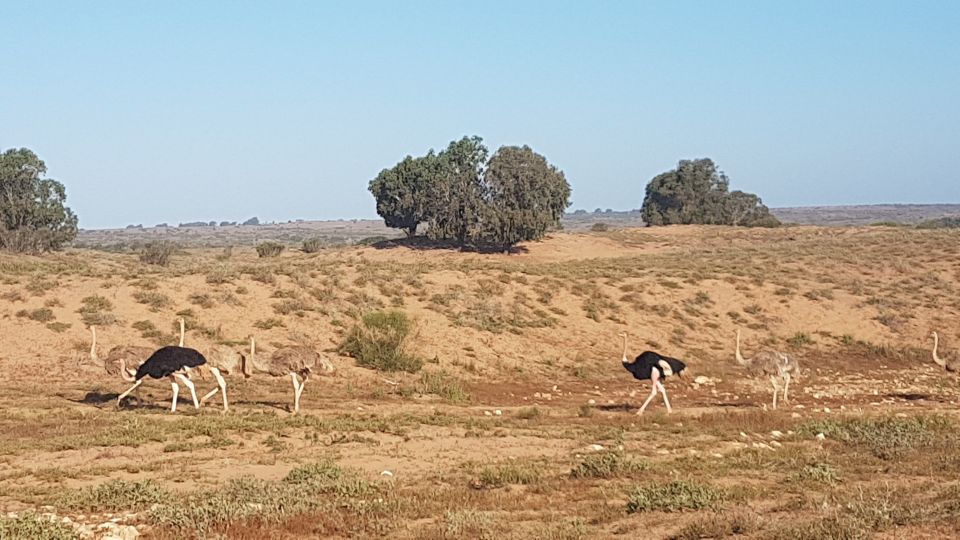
135,346,207,380
623,351,686,381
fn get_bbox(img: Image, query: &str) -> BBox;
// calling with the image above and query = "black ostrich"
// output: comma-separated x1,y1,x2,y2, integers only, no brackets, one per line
117,346,208,412
618,332,686,415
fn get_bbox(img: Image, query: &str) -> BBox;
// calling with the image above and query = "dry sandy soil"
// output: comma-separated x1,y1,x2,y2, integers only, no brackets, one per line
1,224,959,539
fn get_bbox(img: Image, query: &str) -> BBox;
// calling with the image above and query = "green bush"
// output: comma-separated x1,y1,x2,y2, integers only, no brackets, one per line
140,241,177,266
255,241,284,258
626,480,726,513
15,307,55,322
0,513,75,540
340,310,423,372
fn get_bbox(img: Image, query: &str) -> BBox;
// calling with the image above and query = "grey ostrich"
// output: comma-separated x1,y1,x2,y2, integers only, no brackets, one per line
198,343,247,412
735,329,800,410
932,331,959,372
242,336,335,414
89,325,152,380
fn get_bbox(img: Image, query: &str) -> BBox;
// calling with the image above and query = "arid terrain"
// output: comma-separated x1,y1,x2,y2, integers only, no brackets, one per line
2,224,960,539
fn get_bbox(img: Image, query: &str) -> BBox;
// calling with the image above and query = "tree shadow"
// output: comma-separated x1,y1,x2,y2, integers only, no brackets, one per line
369,236,529,255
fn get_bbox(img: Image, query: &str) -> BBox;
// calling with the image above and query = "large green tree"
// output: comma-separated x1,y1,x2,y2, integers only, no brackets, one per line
427,136,489,244
368,152,442,237
480,145,571,250
0,148,79,252
641,158,778,227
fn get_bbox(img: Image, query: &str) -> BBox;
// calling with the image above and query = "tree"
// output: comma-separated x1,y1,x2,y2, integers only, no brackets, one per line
368,152,442,237
427,136,489,243
480,145,571,250
0,148,78,252
242,216,259,226
641,158,778,227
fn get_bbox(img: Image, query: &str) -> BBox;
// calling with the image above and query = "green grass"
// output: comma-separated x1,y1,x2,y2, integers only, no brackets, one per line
0,513,76,540
59,479,172,511
799,415,953,460
340,310,423,373
475,462,543,488
626,480,726,513
570,451,649,479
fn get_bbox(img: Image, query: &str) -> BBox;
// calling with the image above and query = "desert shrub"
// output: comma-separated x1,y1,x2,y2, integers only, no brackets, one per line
60,479,172,511
302,237,325,253
417,370,470,402
78,295,116,326
0,513,75,540
46,322,70,333
25,276,57,296
205,266,236,284
590,222,610,232
133,291,171,310
571,451,649,479
16,307,55,322
188,293,215,309
253,317,285,330
475,462,543,488
626,480,726,513
256,241,284,258
798,415,952,460
340,310,422,373
669,509,762,540
789,462,840,484
140,241,176,266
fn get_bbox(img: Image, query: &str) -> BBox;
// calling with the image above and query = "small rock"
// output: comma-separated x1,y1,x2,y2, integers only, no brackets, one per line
815,433,826,441
552,385,558,392
770,430,783,438
712,453,723,458
739,431,748,439
493,409,502,416
534,392,542,398
823,407,831,413
484,411,492,416
587,444,604,452
770,441,783,448
381,470,394,477
587,399,596,405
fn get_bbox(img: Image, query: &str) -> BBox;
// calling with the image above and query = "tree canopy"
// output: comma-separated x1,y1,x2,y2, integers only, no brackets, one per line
369,136,571,250
0,148,78,252
368,152,442,237
641,158,779,227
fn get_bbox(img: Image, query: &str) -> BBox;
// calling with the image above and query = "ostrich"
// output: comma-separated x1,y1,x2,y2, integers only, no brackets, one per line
931,332,958,372
242,336,335,414
197,343,248,412
116,346,207,412
89,326,152,380
618,332,686,415
735,329,800,410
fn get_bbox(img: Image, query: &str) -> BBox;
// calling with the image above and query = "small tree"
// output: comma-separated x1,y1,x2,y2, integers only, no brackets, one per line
242,216,260,226
368,152,442,237
0,148,78,252
256,241,284,257
641,158,778,227
479,145,571,250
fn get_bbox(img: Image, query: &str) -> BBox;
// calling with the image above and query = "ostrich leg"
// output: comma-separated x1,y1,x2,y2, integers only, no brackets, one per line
657,381,673,413
170,378,180,413
637,371,662,415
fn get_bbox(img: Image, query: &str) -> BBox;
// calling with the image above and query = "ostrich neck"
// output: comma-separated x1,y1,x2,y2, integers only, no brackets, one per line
735,333,748,365
90,327,98,361
933,333,945,366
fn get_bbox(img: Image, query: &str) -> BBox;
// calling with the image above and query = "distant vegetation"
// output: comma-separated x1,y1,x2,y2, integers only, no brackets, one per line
369,136,571,250
0,148,78,252
916,217,960,229
641,158,779,227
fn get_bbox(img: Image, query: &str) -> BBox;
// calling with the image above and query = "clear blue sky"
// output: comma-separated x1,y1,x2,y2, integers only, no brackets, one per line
2,1,958,229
